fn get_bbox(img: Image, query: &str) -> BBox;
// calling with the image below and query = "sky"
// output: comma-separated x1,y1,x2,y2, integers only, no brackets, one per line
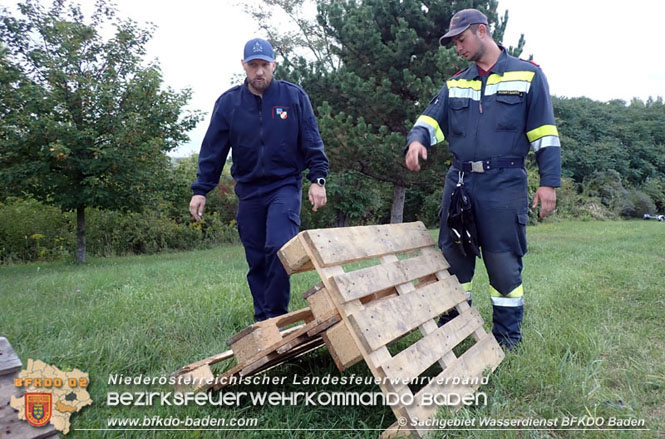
3,0,665,157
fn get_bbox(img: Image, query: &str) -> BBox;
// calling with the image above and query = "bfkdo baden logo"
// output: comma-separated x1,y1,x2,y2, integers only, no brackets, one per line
25,393,53,427
11,359,93,434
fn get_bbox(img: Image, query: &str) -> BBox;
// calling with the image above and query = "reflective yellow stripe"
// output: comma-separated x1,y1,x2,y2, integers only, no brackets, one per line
415,115,444,143
490,284,524,298
447,78,482,91
487,71,536,85
527,125,559,142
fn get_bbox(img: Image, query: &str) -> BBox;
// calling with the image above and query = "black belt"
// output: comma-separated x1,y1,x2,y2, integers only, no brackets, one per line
452,157,525,173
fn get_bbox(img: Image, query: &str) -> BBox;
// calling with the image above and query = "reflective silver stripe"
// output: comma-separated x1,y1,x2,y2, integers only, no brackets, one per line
531,135,561,152
491,296,524,307
466,291,472,300
448,87,481,101
413,120,440,146
485,80,532,96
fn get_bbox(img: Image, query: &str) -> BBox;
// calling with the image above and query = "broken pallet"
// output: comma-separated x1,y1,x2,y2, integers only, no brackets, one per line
172,307,339,391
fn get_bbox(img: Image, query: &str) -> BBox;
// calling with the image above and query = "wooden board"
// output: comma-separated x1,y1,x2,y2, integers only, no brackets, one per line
0,337,22,376
330,247,449,302
378,308,484,389
347,277,467,352
301,222,434,268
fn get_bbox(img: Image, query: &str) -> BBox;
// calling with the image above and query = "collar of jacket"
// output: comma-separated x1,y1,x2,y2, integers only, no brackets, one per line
463,45,509,79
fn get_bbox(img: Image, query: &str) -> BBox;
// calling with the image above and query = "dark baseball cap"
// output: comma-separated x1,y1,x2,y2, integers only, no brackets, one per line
243,38,274,62
439,9,489,45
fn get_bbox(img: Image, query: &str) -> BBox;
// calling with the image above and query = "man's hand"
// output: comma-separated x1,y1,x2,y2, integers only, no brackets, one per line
405,142,427,171
532,186,556,218
308,183,327,212
189,195,207,221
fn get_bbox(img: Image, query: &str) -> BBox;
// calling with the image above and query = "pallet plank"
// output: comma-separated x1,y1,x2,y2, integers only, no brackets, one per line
347,277,469,352
331,247,449,303
0,337,22,376
407,334,504,423
302,222,433,267
379,308,484,386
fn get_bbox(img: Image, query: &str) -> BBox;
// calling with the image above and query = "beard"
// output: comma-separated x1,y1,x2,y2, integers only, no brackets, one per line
249,77,271,92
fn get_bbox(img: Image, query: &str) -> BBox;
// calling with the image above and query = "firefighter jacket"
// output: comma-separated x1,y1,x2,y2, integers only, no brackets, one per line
407,47,561,188
191,79,329,200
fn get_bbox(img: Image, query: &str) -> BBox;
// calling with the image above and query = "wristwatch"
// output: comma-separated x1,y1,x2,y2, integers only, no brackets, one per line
315,177,326,187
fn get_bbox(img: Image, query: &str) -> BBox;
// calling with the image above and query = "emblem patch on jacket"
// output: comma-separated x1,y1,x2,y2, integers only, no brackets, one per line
273,106,289,119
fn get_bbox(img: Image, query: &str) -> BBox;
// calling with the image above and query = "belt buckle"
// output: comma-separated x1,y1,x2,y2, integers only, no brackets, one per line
470,161,484,173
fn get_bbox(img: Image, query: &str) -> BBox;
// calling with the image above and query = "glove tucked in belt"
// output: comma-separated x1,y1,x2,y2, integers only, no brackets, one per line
447,181,480,258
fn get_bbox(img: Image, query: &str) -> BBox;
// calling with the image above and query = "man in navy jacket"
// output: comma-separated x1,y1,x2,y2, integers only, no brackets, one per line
190,38,329,321
405,10,561,348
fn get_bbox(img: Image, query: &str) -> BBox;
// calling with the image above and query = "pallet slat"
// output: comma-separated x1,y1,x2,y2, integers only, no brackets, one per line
302,222,433,267
347,277,468,352
331,247,449,303
379,308,484,386
0,337,22,376
408,333,504,422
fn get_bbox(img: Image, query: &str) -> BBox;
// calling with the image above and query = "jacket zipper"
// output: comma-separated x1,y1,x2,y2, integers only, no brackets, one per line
256,95,266,177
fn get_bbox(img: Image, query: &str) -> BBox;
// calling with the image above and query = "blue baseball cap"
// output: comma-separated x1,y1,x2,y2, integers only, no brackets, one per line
243,38,275,62
439,9,489,45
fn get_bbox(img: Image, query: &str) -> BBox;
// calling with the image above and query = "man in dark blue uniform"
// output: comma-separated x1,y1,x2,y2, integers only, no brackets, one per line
405,10,561,348
190,38,329,322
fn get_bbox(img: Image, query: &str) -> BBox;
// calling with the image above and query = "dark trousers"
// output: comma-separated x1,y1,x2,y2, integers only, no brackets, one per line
236,183,301,321
438,167,528,347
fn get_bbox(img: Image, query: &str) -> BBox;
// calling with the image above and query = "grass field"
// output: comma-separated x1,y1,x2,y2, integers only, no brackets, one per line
1,220,664,438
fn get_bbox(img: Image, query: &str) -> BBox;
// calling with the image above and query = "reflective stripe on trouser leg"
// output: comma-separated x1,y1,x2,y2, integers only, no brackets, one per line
482,250,524,346
491,284,524,347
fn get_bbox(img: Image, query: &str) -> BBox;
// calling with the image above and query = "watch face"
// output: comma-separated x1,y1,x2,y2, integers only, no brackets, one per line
317,178,326,186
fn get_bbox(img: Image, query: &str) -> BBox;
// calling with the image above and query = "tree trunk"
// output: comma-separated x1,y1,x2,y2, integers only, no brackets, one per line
76,205,86,264
390,184,406,224
335,209,349,227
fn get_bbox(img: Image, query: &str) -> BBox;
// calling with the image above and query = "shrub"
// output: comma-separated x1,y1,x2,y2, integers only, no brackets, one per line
0,197,73,262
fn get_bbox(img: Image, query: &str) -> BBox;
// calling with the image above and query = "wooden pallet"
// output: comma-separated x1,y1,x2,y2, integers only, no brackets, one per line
278,222,505,438
172,307,339,391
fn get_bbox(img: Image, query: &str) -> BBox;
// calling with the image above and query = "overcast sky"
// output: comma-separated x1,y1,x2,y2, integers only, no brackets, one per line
3,0,665,157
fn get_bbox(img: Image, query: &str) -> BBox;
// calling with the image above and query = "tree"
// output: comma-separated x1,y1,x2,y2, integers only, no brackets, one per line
245,0,522,223
0,0,202,263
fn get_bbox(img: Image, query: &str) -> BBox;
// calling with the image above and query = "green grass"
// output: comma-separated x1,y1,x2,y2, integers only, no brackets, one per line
1,220,664,438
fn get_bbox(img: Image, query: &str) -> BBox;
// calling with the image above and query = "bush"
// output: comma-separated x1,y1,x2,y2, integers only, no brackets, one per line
615,190,656,218
0,198,240,263
0,197,73,262
86,208,239,256
639,177,665,212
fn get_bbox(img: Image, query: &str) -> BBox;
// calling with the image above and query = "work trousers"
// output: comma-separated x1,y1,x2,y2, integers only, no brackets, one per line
438,166,528,347
236,183,301,321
